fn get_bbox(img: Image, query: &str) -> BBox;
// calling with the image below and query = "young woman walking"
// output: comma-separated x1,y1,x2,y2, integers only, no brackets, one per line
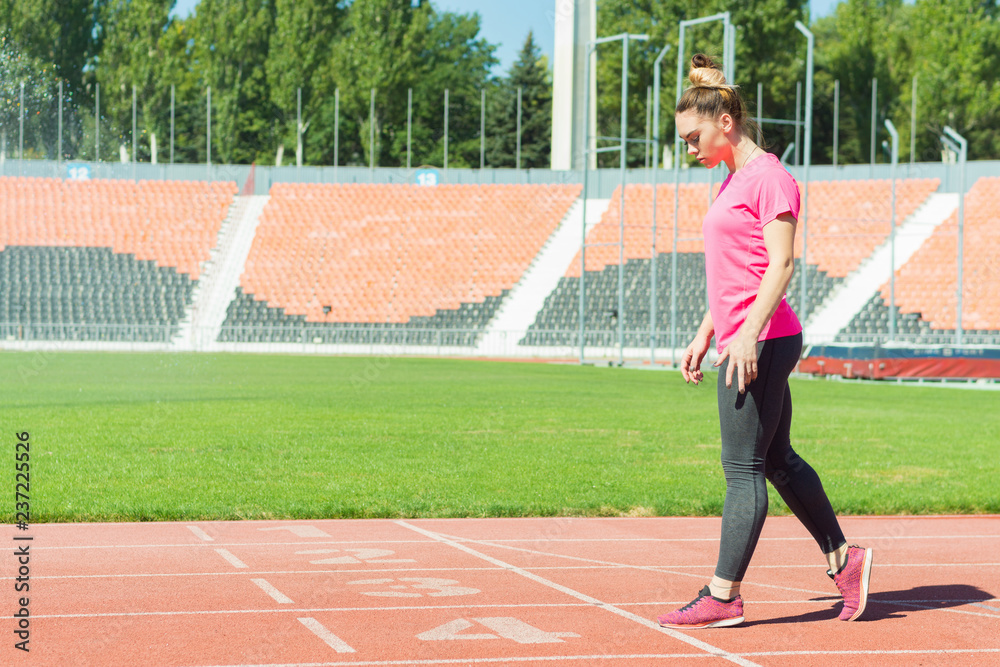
656,54,872,629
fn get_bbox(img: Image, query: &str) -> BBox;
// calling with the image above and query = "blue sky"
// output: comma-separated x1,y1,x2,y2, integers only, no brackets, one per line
170,0,845,74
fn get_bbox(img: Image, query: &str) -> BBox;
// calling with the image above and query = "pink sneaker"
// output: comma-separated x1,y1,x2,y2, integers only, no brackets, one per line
830,545,873,621
657,586,745,629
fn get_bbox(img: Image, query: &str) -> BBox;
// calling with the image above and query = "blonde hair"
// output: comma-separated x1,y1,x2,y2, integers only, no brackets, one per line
676,54,763,144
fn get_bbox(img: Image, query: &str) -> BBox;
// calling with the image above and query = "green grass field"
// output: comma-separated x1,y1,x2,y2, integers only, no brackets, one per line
4,351,998,523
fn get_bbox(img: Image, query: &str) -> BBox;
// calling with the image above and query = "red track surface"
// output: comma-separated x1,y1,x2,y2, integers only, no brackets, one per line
2,516,998,666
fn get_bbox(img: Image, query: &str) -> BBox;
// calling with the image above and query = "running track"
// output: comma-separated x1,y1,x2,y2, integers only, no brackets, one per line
2,516,999,666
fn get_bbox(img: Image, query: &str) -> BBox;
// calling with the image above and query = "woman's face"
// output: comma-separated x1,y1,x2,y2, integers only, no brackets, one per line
675,109,733,169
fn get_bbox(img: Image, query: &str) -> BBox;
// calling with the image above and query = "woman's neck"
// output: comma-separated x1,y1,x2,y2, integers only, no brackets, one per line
728,137,761,174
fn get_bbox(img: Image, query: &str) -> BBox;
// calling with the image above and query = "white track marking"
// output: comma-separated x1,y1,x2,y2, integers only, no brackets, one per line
395,521,761,667
431,532,1000,619
214,549,248,569
739,649,1000,656
183,648,1000,667
15,564,1000,583
19,567,503,581
251,578,293,604
433,532,832,598
416,619,497,641
26,533,1000,551
297,617,355,653
35,597,1000,621
24,539,433,552
473,617,579,644
260,526,332,538
417,617,579,644
186,526,214,541
435,534,1000,543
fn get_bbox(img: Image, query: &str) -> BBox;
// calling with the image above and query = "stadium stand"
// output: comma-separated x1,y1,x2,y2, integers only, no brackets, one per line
523,177,939,347
219,183,582,345
839,176,1000,344
0,176,236,341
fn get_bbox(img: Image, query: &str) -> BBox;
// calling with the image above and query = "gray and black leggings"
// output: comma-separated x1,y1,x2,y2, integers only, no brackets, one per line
714,332,846,582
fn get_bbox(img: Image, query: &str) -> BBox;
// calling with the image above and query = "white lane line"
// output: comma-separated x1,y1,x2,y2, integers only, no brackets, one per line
432,533,1000,619
186,654,721,666
186,526,214,541
433,532,833,598
741,649,1000,656
297,617,355,653
13,563,1000,583
34,603,595,619
33,597,1000,621
27,540,433,551
261,526,332,538
14,567,504,581
181,648,1000,667
251,578,293,604
395,520,761,667
24,533,1000,551
214,548,248,569
437,534,1000,543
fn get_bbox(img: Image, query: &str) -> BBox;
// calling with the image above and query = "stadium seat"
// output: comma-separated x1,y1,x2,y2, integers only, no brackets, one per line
0,176,237,340
219,183,581,344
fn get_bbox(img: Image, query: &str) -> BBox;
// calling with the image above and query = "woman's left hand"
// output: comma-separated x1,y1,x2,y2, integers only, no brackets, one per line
714,330,758,394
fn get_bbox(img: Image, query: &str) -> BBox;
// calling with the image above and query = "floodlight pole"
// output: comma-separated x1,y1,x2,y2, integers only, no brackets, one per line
57,79,63,166
18,81,24,174
480,88,486,170
334,88,340,180
910,76,917,168
870,78,877,178
170,84,175,165
370,88,376,179
132,84,137,181
650,43,672,364
444,88,449,175
207,86,212,171
95,83,100,163
406,88,412,171
885,119,899,341
833,79,839,167
578,33,649,365
794,21,814,323
516,86,523,171
941,126,967,346
672,12,732,367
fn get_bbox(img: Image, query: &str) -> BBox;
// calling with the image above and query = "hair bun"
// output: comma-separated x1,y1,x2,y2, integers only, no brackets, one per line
688,53,727,89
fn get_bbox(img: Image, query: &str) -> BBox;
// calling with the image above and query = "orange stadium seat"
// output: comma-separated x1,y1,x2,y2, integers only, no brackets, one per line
0,176,237,279
878,176,1000,332
236,183,582,325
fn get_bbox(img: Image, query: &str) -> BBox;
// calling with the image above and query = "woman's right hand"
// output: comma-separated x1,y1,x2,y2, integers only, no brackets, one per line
681,334,712,385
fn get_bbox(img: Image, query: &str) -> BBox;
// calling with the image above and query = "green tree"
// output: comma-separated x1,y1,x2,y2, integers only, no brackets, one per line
321,0,496,169
904,0,1000,160
0,0,102,96
0,35,60,159
811,0,903,166
326,0,429,167
485,32,551,169
94,0,175,162
594,0,809,167
0,0,104,159
266,0,347,166
188,0,278,165
408,9,497,168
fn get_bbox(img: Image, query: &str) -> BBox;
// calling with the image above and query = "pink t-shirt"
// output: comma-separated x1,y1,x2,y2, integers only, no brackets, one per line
703,152,802,352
